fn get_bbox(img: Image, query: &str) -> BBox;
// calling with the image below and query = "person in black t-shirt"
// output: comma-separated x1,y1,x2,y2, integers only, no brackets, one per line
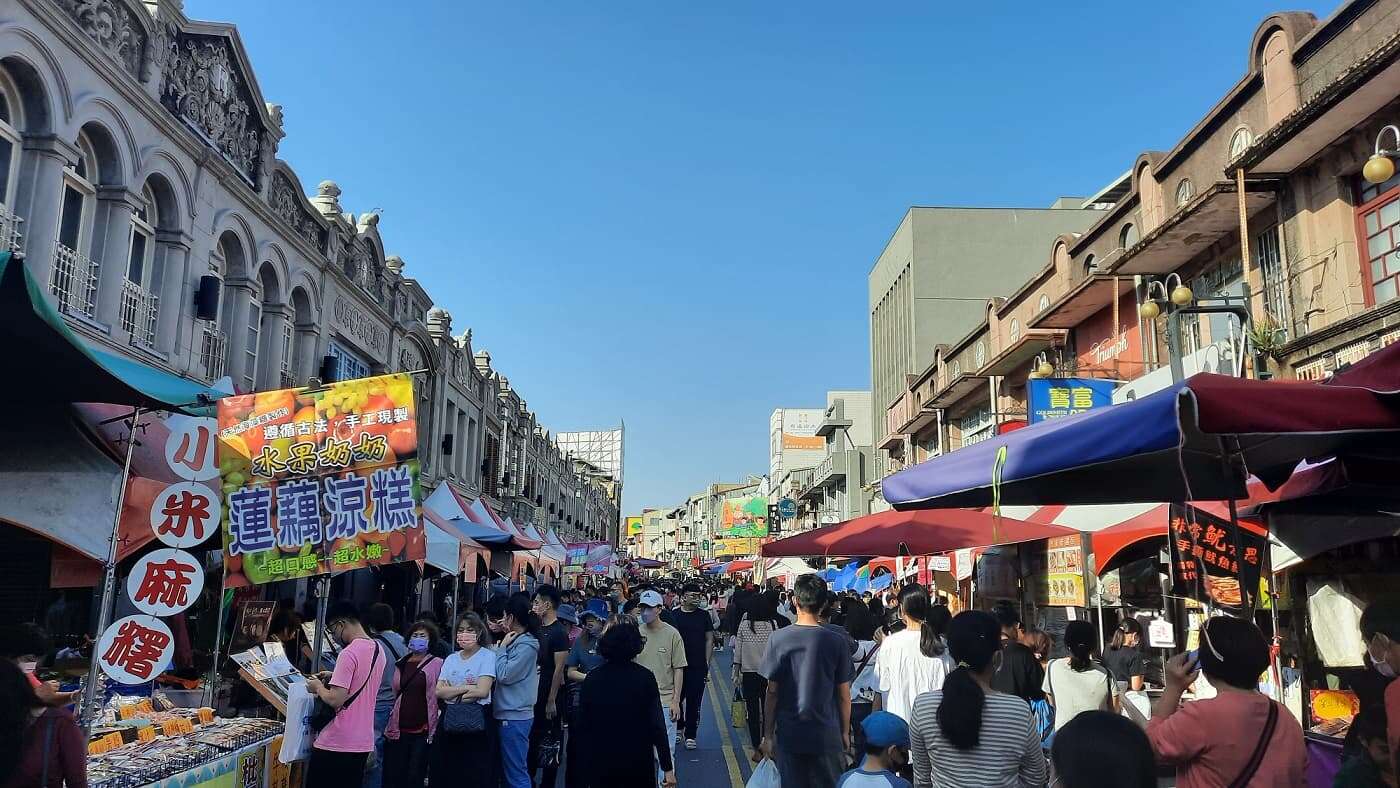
530,585,571,787
1103,618,1147,692
670,582,716,750
990,603,1045,703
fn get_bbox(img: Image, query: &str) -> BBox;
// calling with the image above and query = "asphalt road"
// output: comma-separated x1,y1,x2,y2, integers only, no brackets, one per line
673,645,757,788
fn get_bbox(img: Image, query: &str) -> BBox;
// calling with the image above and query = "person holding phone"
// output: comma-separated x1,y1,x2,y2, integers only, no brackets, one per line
1147,617,1305,787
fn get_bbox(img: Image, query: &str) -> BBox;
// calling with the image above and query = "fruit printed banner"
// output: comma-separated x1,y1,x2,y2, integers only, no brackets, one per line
217,373,425,587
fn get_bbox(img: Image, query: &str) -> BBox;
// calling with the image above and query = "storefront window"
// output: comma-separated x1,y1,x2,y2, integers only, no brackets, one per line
328,341,369,382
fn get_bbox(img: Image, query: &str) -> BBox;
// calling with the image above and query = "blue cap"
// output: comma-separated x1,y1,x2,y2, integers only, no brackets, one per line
556,604,579,625
861,711,909,748
583,599,610,621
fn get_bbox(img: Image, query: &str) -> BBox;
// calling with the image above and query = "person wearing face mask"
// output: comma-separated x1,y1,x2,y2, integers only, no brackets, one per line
563,604,608,788
431,614,497,788
383,622,443,788
633,589,687,781
671,582,717,751
493,596,541,788
838,711,912,788
304,603,384,788
1359,596,1400,780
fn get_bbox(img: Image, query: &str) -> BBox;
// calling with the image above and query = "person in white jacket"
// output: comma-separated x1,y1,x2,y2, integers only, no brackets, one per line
874,584,954,722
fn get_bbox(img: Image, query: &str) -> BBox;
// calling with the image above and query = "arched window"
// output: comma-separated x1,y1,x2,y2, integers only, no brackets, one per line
120,185,159,347
51,131,99,318
1083,254,1098,276
1009,319,1021,343
1228,126,1253,161
0,68,21,220
974,341,986,369
1119,223,1138,249
950,360,961,379
1175,178,1194,208
1038,293,1050,313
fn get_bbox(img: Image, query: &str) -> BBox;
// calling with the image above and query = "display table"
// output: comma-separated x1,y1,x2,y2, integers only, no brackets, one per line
88,718,289,788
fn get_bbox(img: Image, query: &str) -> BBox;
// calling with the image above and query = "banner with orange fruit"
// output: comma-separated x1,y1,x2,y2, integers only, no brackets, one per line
217,373,425,587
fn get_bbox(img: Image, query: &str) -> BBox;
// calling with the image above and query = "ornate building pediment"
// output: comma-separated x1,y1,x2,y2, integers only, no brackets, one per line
269,171,327,251
157,28,265,185
56,0,148,78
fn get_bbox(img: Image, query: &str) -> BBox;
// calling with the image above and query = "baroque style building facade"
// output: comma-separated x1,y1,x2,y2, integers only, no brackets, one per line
0,0,617,544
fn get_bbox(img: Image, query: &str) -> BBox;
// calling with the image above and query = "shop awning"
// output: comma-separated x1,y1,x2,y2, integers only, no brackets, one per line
1030,274,1136,330
760,508,1076,558
884,346,1400,510
422,485,514,545
726,560,754,574
0,251,225,412
465,497,542,550
1107,181,1279,276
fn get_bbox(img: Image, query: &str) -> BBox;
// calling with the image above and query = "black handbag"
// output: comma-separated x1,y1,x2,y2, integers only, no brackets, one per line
310,641,380,732
441,697,487,734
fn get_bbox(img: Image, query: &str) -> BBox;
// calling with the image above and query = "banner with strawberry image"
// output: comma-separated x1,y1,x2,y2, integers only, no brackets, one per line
217,373,425,587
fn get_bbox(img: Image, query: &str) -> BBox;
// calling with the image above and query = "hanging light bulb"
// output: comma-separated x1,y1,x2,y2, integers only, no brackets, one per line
1170,284,1194,306
1139,300,1161,320
1366,127,1400,184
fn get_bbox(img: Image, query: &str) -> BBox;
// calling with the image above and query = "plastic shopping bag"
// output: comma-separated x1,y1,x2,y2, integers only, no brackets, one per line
732,685,746,729
280,679,314,764
746,758,780,788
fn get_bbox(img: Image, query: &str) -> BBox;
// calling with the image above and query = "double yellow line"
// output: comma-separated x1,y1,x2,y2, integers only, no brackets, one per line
705,654,748,788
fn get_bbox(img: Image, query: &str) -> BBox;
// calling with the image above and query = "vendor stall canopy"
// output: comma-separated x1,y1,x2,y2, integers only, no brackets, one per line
883,344,1400,510
761,507,1075,558
0,252,225,412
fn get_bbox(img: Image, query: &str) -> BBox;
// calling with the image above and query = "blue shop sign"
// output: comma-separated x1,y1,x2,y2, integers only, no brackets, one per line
1027,377,1118,423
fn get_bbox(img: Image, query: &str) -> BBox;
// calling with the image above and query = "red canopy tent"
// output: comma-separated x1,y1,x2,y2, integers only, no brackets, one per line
725,560,754,573
760,508,1076,558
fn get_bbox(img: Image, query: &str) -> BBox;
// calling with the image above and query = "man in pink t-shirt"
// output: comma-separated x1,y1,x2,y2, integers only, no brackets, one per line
305,602,383,788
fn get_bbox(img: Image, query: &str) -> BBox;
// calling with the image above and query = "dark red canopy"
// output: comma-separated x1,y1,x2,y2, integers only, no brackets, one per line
760,508,1076,558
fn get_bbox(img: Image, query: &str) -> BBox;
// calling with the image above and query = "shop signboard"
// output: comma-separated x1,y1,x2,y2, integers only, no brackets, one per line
1025,536,1087,607
976,547,1019,600
126,548,205,618
714,537,761,556
1167,504,1266,613
217,373,425,587
1027,377,1117,423
930,555,952,573
97,614,175,684
565,541,613,574
719,496,769,537
626,516,644,537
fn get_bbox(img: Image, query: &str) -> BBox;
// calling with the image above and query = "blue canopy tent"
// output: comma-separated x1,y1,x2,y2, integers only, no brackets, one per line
883,354,1400,511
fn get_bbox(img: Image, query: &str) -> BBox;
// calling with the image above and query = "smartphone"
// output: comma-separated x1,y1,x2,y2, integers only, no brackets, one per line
1185,649,1199,668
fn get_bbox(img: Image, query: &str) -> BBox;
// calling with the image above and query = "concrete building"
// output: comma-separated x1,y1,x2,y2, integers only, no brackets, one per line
0,0,616,564
769,407,825,480
796,390,873,527
868,204,1108,490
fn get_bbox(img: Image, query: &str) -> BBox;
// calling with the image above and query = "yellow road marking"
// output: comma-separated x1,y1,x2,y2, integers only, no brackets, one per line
706,660,746,788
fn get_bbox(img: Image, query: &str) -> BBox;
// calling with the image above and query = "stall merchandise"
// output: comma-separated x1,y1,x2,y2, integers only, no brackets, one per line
88,709,283,788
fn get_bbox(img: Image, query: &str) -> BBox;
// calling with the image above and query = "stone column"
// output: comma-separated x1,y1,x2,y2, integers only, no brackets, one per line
93,185,143,331
153,229,192,358
15,135,78,284
221,276,255,389
259,302,291,390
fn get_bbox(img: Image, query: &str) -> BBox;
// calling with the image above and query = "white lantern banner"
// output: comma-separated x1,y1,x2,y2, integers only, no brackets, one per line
164,416,220,482
151,481,222,549
126,548,204,617
97,614,174,685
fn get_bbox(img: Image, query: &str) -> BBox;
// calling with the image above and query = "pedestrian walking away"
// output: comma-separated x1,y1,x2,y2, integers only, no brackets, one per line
670,581,717,750
1049,710,1156,788
383,621,443,788
304,602,385,788
1042,620,1118,734
574,619,678,788
364,602,407,788
736,590,782,750
874,584,953,724
1,659,87,788
634,589,687,783
563,604,607,788
758,574,853,788
989,604,1045,706
908,610,1046,788
493,595,541,788
1102,619,1146,693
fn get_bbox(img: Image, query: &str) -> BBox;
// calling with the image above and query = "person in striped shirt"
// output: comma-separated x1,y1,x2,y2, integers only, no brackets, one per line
908,610,1047,787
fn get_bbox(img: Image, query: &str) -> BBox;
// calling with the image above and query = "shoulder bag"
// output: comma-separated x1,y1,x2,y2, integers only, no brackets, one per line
440,654,487,734
1227,700,1279,788
309,641,381,732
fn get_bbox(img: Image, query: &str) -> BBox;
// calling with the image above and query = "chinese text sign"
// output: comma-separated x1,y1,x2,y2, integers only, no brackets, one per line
1167,504,1266,613
1027,377,1118,423
217,373,425,587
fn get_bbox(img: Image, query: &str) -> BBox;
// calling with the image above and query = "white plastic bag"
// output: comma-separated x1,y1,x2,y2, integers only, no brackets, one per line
747,758,780,788
279,679,314,764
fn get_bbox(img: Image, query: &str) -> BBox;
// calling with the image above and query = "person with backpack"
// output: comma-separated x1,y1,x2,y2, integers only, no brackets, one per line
1147,616,1305,787
1043,620,1118,734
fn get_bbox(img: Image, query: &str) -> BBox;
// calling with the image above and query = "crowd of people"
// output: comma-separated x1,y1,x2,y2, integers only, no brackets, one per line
11,575,1400,787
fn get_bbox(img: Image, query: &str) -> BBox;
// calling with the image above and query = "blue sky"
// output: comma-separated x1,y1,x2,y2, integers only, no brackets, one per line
190,0,1331,513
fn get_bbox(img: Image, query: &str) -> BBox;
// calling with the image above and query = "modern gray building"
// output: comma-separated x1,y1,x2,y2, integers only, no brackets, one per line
868,203,1106,489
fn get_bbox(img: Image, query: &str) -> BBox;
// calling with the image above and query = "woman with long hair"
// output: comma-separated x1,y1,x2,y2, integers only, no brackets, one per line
1042,620,1118,733
736,590,782,751
842,594,878,642
430,614,496,788
873,583,955,722
384,621,443,788
908,610,1046,787
1103,618,1146,692
0,659,86,788
490,597,541,788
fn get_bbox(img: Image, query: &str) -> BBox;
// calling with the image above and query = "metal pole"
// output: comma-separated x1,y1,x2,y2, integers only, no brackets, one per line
82,406,142,732
311,577,329,672
203,585,227,708
449,574,460,629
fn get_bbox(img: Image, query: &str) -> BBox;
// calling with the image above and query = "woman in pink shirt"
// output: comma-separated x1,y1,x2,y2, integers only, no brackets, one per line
1147,616,1305,787
305,603,384,788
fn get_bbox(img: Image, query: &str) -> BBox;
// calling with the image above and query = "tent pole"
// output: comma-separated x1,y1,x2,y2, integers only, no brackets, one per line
82,406,142,733
311,577,329,671
449,574,460,628
203,584,228,708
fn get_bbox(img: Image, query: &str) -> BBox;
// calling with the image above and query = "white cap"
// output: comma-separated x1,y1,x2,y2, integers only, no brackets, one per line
639,590,664,607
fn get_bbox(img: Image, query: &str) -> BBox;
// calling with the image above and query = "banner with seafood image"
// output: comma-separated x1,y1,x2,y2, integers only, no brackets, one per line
1167,504,1266,613
217,373,425,587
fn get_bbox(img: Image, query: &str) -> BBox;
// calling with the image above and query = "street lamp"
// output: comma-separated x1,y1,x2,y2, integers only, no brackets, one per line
1026,351,1055,379
1364,125,1400,184
1138,273,1194,320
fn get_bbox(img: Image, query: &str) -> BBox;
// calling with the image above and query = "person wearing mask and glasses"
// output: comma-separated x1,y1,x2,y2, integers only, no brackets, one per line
432,614,496,788
1147,616,1305,787
304,603,384,788
634,589,687,781
383,621,443,788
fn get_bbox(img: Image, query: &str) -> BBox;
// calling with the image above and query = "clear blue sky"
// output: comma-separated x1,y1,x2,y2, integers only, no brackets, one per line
191,0,1331,514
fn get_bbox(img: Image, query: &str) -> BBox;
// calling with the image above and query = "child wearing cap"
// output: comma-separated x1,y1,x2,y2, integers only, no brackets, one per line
838,710,912,788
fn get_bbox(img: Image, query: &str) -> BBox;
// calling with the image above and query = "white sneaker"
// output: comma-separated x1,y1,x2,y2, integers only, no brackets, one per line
685,738,697,750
